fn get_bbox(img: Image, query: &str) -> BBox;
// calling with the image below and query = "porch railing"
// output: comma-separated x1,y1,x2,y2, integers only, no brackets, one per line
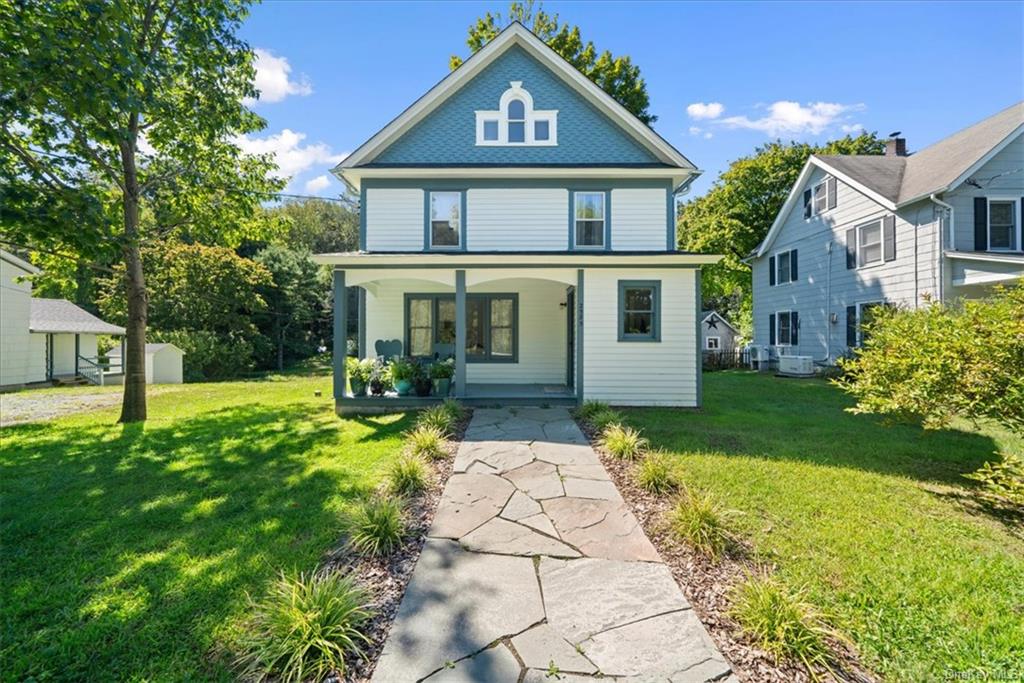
76,355,124,386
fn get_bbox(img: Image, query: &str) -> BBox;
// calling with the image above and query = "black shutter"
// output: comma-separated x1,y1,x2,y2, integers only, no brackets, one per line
846,306,857,347
846,228,856,269
803,189,812,218
883,215,896,262
769,256,776,286
974,197,987,251
790,249,799,281
827,177,837,210
791,311,799,345
769,314,776,345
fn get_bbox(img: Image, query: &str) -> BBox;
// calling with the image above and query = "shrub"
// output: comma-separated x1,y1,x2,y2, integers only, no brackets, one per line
729,573,837,676
416,405,455,435
575,400,610,422
407,425,446,460
598,424,648,460
441,398,465,422
588,408,624,432
386,454,428,496
235,570,373,682
635,451,681,494
965,452,1024,510
669,488,731,558
344,496,406,557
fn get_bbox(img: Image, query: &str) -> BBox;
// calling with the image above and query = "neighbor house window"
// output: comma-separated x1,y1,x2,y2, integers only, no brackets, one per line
857,219,883,266
813,178,830,214
988,199,1019,251
706,336,720,350
776,310,796,346
574,191,606,248
775,249,796,285
405,294,516,362
618,280,661,341
429,191,462,248
856,300,893,346
475,81,558,146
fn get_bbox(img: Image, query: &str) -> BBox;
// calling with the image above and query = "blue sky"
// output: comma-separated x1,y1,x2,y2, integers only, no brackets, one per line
238,0,1024,198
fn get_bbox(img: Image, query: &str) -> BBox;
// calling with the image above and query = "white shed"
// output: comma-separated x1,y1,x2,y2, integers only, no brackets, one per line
109,343,184,384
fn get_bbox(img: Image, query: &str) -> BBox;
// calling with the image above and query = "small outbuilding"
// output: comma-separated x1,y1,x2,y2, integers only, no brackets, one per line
700,310,739,352
108,343,184,385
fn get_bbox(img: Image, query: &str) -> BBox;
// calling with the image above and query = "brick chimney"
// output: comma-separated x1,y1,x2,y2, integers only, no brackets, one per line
885,137,907,157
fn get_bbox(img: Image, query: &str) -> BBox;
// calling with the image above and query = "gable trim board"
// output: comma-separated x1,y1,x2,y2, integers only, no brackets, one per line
335,22,697,184
700,311,738,335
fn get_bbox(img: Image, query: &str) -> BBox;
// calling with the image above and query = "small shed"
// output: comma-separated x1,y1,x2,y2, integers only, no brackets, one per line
110,343,184,384
700,310,739,352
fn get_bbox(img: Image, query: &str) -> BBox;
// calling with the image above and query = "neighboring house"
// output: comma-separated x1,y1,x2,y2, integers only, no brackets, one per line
313,22,718,410
1,249,127,388
700,310,739,352
750,102,1023,366
108,343,184,385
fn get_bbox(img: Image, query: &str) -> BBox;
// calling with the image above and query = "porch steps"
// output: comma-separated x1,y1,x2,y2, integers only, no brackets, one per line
52,376,89,387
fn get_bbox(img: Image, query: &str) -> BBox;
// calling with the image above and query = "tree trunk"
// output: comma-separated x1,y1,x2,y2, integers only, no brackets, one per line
118,134,148,423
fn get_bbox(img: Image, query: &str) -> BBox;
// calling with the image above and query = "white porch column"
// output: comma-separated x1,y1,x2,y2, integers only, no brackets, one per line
576,268,584,401
333,269,347,401
454,269,467,398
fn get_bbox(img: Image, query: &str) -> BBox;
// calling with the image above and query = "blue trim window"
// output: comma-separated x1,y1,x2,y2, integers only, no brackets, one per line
428,191,462,249
405,293,518,363
618,280,661,342
573,191,607,249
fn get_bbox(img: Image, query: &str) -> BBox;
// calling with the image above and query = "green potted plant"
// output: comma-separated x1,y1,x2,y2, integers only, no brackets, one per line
389,357,417,396
429,358,454,397
369,359,391,396
346,357,373,397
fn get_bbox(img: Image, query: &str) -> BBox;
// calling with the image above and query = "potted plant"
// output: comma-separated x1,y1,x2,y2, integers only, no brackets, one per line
413,361,432,397
346,357,373,397
369,359,391,396
389,357,417,396
429,358,454,397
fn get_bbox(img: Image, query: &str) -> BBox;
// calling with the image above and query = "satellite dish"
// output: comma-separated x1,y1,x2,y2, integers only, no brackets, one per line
888,131,902,138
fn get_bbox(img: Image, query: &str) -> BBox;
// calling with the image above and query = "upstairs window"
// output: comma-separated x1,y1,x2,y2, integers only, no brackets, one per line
429,191,461,249
858,219,883,266
803,176,837,218
574,191,606,248
769,248,798,285
476,81,558,146
989,199,1018,251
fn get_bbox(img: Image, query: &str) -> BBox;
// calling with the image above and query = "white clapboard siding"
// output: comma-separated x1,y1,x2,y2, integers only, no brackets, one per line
946,135,1023,251
611,188,667,250
1,258,37,385
583,268,698,406
467,189,568,251
365,188,423,251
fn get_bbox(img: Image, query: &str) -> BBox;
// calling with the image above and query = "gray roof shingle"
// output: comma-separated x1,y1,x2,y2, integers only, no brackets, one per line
29,298,126,335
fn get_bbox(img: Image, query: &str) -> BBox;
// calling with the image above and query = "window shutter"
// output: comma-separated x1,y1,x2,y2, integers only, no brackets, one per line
803,189,812,218
846,306,857,347
974,197,987,250
791,311,799,345
846,229,856,269
769,256,776,286
883,215,897,261
769,314,776,345
790,249,799,281
827,177,837,210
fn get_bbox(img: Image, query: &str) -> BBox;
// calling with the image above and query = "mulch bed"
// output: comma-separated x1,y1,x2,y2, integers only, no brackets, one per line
578,419,874,683
324,409,472,682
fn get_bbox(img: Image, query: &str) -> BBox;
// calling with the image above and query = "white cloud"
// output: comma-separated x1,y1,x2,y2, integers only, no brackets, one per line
686,102,725,120
841,123,865,134
704,131,713,139
304,174,331,194
244,48,313,105
235,129,347,184
717,101,864,137
688,126,703,136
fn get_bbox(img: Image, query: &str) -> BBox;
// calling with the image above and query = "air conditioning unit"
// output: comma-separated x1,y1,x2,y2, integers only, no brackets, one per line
746,345,770,371
778,355,814,377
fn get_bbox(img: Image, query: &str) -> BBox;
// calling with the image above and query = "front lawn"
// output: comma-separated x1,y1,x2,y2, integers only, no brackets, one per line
625,372,1023,680
1,375,413,681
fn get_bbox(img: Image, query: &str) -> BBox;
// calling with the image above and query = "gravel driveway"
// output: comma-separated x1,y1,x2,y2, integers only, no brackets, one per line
1,391,124,427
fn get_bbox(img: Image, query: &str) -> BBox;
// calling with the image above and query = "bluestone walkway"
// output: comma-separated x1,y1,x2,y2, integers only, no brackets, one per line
371,407,732,682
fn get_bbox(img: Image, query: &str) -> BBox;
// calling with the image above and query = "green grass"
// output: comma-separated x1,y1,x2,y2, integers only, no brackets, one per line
625,371,1024,680
0,375,413,682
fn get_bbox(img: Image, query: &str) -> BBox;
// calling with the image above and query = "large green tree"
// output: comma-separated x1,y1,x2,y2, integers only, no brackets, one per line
451,1,656,124
677,134,885,330
253,245,328,371
0,0,279,422
265,198,360,254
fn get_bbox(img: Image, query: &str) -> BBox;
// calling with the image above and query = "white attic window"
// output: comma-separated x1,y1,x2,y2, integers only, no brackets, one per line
475,81,558,147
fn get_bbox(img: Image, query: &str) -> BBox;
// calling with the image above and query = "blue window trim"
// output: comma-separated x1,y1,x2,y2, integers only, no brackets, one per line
424,189,468,251
404,292,518,363
617,280,661,342
569,189,611,251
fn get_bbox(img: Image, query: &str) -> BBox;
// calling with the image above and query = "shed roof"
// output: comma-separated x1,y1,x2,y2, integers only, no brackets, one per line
29,298,126,335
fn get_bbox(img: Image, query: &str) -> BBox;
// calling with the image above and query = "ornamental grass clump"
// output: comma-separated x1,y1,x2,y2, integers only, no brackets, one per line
598,423,648,461
575,400,610,422
588,408,625,432
635,451,681,494
669,487,731,559
416,405,456,435
406,425,446,460
235,570,373,682
729,573,838,678
343,496,406,557
385,454,428,496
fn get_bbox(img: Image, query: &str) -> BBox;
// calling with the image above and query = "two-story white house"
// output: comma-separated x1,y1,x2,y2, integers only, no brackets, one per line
314,22,719,412
749,102,1023,366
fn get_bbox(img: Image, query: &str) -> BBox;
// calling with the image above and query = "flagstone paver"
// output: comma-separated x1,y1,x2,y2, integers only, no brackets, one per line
371,407,730,682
